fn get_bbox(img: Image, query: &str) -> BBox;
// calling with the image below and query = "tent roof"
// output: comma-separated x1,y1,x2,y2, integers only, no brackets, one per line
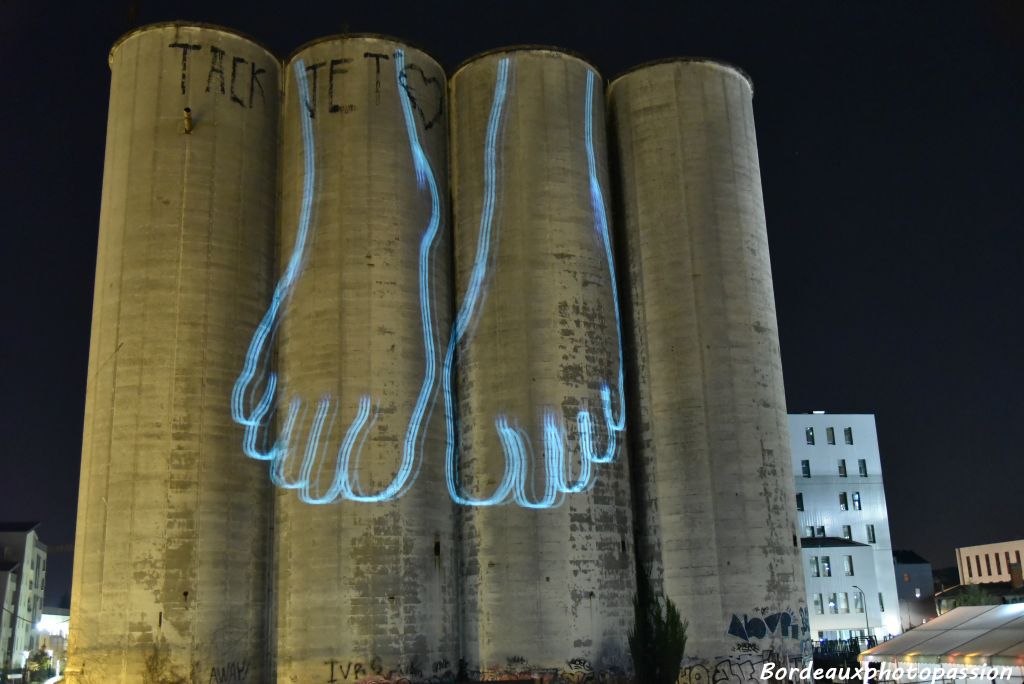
860,605,1024,668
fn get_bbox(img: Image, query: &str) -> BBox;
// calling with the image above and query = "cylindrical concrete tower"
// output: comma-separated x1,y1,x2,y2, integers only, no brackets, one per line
608,60,808,661
270,36,456,681
67,23,278,683
449,48,635,677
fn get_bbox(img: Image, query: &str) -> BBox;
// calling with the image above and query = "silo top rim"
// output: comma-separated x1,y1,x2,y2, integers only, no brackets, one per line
452,45,600,80
108,21,278,68
285,33,441,68
610,58,753,94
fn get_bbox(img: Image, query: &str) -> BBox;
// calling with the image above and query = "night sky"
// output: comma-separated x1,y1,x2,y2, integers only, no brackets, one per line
2,1,1021,606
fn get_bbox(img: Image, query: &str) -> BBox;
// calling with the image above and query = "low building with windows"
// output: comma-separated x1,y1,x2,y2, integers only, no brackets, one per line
892,549,937,629
790,413,901,641
0,522,48,671
955,539,1024,585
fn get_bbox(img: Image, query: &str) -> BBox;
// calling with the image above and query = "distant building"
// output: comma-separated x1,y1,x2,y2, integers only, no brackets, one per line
0,522,48,670
955,539,1024,585
935,559,1024,615
38,607,70,676
790,413,901,640
892,550,937,629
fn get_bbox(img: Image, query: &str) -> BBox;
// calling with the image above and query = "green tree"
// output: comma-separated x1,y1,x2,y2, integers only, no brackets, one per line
629,566,687,684
957,584,1001,607
25,649,52,683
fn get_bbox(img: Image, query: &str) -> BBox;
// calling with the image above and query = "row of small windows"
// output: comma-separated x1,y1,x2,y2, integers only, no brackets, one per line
811,591,885,615
809,554,855,577
795,491,861,512
806,426,854,446
964,549,1023,580
803,523,876,544
800,458,868,478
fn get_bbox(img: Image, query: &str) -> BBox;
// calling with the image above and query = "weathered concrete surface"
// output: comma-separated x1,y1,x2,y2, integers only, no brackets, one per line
608,60,808,661
273,37,458,682
450,49,635,677
66,24,278,684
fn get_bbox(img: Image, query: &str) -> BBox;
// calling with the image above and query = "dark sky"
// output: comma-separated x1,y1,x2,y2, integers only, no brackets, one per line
1,1,1021,605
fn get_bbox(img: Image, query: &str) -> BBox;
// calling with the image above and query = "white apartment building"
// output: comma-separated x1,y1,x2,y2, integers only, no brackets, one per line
955,539,1024,585
0,522,48,670
790,413,901,641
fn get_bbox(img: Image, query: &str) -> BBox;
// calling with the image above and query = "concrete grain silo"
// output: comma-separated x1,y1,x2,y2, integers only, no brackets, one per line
608,60,808,661
66,23,278,683
449,48,635,677
270,36,457,681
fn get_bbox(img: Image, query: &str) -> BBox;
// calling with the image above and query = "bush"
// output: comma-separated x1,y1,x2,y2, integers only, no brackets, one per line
629,566,687,684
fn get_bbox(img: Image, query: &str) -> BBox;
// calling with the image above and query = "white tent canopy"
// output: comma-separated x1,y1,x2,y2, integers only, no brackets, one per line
860,605,1024,668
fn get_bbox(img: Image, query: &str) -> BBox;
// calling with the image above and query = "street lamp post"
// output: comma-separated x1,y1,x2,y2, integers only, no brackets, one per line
852,585,871,647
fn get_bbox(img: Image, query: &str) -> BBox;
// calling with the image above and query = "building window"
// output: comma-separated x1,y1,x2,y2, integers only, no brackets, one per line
804,526,814,538
821,556,832,577
879,592,885,611
827,427,836,445
829,593,839,614
838,459,847,477
796,493,804,511
810,557,820,577
976,555,983,577
814,593,824,615
806,427,815,445
915,588,922,599
986,554,992,576
801,460,811,478
903,572,910,583
839,492,848,510
842,525,852,540
852,492,862,510
995,554,1002,576
858,459,868,476
838,592,849,613
966,557,973,578
844,427,854,444
866,524,876,543
816,526,826,538
853,592,864,613
843,555,854,576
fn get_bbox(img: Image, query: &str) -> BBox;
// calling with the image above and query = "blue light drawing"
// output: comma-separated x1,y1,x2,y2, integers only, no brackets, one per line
441,63,628,508
233,55,626,509
232,51,444,504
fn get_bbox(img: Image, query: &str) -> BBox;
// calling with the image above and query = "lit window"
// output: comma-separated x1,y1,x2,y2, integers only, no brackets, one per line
814,593,824,615
843,555,854,576
838,592,849,613
914,588,921,599
827,427,836,445
839,492,848,510
816,526,826,538
879,592,885,612
852,492,861,510
804,526,814,538
829,593,839,614
842,525,851,540
844,427,854,444
853,592,864,613
858,459,868,477
806,427,815,445
801,460,811,478
821,556,832,577
866,524,875,543
796,493,804,511
903,572,910,583
810,557,820,577
838,459,847,477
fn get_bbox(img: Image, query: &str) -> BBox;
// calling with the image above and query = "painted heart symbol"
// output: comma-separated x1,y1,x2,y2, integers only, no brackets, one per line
399,63,444,130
